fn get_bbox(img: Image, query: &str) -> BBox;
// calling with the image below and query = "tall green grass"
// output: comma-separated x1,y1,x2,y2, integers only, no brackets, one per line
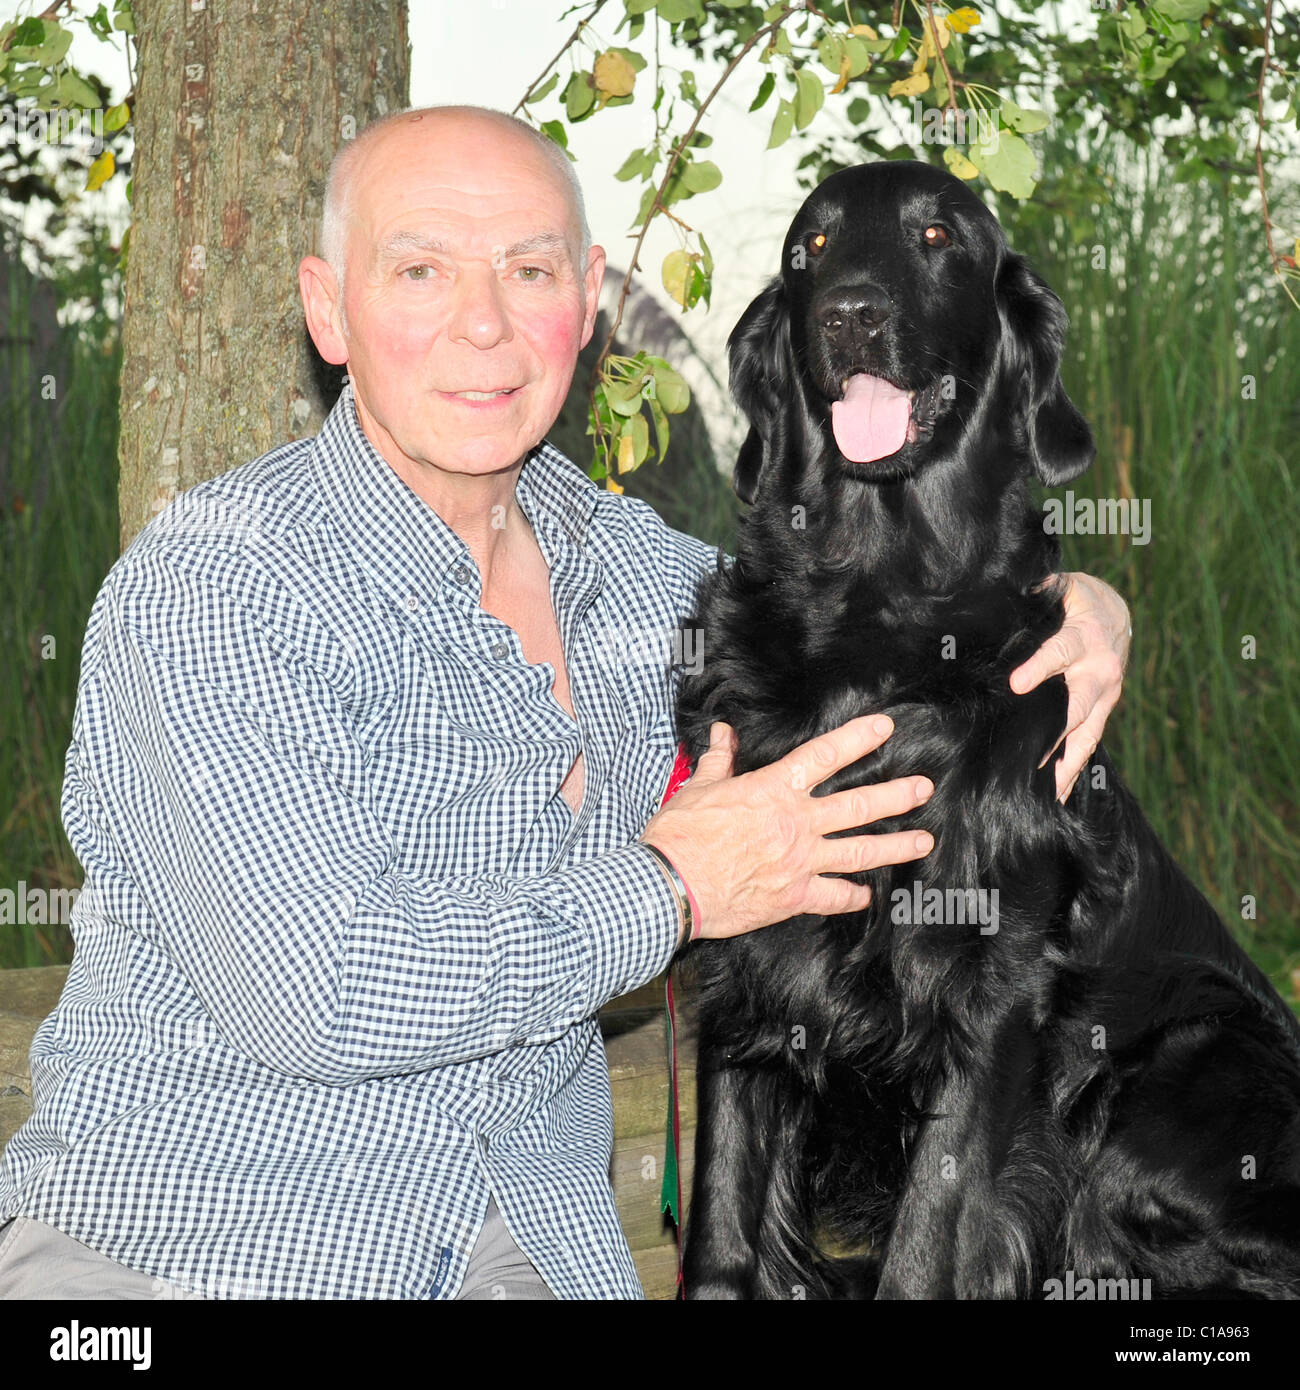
0,248,120,967
1007,145,1300,994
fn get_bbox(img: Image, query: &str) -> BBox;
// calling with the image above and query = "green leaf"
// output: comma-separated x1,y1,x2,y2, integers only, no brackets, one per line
9,19,73,65
646,358,689,414
104,101,131,132
564,71,596,120
656,0,705,22
606,377,645,416
1000,98,1049,134
847,97,871,124
681,159,722,193
750,72,775,112
1151,0,1210,20
842,37,872,79
970,130,1037,199
112,0,135,34
768,97,796,149
887,27,911,62
699,232,714,277
87,4,113,40
817,34,846,75
1118,10,1147,40
53,72,100,109
647,393,671,463
539,119,568,150
625,0,658,12
794,68,825,130
615,148,652,181
523,72,559,104
774,29,792,57
762,3,787,19
609,46,647,72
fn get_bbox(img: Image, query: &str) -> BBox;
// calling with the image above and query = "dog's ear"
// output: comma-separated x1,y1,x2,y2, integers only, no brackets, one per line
996,253,1095,487
727,277,792,505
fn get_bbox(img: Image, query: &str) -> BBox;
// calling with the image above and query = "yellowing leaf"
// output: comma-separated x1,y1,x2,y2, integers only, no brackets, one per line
946,7,981,33
594,49,637,99
605,473,624,493
849,23,878,38
85,149,115,191
662,249,700,309
919,15,951,61
943,145,979,179
890,71,930,98
618,433,637,474
832,55,853,94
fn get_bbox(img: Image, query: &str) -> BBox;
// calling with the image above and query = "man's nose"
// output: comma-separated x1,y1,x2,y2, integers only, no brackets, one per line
447,266,513,350
816,282,894,340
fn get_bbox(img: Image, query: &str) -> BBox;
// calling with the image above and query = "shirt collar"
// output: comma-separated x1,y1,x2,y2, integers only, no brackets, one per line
309,378,602,606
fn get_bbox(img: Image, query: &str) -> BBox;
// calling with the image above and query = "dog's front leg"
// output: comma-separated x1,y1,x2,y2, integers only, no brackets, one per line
876,1011,1044,1299
683,1040,814,1299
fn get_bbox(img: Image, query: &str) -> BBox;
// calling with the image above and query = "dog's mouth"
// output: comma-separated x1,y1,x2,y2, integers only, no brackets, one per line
829,373,945,465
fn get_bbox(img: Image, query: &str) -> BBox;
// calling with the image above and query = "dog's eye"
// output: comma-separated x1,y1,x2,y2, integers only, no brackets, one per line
805,231,828,257
923,225,952,249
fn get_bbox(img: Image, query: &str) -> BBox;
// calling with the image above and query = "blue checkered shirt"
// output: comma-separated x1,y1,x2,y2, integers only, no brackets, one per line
0,381,721,1299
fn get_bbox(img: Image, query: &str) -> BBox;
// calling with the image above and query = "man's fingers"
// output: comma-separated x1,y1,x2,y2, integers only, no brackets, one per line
813,775,934,837
1010,623,1087,694
1054,703,1111,801
816,827,934,878
689,722,737,781
771,713,895,791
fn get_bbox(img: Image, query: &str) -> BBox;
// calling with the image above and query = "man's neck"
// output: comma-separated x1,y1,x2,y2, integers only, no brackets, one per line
353,396,534,591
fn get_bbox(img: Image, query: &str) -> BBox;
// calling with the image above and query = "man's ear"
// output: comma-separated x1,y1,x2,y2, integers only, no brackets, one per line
727,277,791,506
579,244,607,350
996,253,1094,487
299,256,348,366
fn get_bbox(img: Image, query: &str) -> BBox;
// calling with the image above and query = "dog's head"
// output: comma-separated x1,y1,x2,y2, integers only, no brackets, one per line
728,160,1095,504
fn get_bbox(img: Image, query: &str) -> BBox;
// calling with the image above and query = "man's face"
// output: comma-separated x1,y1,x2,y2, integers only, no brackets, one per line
305,113,604,479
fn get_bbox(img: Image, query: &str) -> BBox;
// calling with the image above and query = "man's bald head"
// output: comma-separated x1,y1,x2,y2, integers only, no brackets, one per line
320,105,591,297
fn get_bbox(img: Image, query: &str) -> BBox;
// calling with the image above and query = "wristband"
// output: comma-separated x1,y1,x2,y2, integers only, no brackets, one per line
642,842,702,947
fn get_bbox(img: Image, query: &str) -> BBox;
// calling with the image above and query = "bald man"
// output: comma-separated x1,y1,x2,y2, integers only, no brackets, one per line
0,106,1131,1300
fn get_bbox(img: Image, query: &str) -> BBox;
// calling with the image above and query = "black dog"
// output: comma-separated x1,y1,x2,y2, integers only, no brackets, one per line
675,160,1300,1300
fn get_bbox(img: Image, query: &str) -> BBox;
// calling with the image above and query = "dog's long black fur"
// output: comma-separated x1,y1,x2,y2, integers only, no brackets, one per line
676,161,1300,1300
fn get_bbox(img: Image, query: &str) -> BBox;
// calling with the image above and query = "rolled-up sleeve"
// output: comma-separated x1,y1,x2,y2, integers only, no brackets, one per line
68,553,681,1087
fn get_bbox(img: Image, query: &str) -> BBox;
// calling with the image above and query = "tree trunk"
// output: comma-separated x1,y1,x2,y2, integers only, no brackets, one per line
117,0,409,550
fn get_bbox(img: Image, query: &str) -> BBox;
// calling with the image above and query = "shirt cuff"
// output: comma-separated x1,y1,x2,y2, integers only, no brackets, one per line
550,842,682,1014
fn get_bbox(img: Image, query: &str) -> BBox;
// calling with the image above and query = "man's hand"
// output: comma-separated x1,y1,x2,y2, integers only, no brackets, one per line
641,716,935,941
1009,571,1132,803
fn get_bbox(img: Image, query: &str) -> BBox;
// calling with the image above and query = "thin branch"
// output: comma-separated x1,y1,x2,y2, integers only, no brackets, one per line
591,3,801,390
1253,0,1299,309
922,0,961,127
512,0,610,116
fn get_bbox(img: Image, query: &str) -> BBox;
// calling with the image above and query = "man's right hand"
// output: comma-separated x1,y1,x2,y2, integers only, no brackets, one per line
640,715,934,941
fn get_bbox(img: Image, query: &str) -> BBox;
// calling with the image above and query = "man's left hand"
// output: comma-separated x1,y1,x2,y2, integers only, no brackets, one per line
1009,571,1132,803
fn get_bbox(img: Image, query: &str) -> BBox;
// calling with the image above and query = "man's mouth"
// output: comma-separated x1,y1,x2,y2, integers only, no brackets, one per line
443,386,522,402
829,373,943,464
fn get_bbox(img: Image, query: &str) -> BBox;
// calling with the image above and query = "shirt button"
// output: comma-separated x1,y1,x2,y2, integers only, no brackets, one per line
404,594,419,613
453,564,471,584
490,641,508,661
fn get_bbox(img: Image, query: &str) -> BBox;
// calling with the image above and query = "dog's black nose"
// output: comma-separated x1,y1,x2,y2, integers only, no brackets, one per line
818,283,893,338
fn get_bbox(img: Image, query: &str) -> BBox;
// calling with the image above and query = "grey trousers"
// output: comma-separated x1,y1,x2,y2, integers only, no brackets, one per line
0,1197,554,1300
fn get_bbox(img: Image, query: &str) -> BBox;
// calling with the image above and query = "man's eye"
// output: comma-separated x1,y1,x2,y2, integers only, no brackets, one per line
402,264,434,281
516,265,551,282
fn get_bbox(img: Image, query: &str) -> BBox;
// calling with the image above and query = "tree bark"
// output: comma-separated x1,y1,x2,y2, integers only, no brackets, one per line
117,0,409,550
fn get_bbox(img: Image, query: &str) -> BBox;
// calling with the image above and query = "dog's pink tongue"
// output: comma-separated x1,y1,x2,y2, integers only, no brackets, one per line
831,374,911,463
